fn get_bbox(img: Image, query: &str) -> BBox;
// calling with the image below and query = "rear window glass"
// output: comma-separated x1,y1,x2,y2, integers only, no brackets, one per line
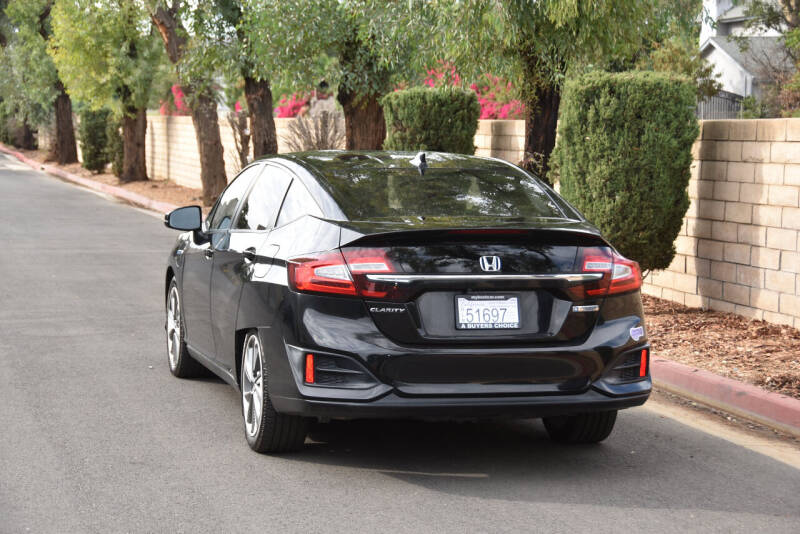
321,167,565,220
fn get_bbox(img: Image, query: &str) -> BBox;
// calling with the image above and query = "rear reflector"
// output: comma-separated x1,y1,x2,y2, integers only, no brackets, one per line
305,354,315,383
639,349,648,377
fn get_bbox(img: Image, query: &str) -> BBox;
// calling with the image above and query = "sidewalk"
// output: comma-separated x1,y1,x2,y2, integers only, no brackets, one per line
3,140,800,438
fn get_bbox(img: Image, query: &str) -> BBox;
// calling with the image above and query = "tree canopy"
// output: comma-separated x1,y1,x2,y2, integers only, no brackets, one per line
49,0,167,117
0,0,59,127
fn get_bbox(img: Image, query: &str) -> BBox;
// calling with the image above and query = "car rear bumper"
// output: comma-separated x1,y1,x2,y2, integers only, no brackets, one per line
271,382,651,420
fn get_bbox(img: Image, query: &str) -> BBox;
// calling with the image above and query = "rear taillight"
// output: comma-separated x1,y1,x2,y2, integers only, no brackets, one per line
287,251,357,296
288,247,407,299
343,248,406,299
568,247,642,300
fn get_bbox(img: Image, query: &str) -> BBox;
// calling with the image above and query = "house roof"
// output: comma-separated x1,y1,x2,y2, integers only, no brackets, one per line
701,36,795,79
718,4,750,23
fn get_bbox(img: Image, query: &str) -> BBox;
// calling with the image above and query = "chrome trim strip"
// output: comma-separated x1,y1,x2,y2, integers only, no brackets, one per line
364,273,604,284
572,304,600,313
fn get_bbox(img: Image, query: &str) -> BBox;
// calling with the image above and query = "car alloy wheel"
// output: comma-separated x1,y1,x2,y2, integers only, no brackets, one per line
166,285,182,371
241,333,264,438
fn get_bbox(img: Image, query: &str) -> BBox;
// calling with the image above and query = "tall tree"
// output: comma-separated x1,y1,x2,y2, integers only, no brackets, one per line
147,1,227,205
742,0,800,115
242,0,435,150
442,0,649,177
3,0,77,163
49,0,167,182
186,1,277,158
631,0,720,99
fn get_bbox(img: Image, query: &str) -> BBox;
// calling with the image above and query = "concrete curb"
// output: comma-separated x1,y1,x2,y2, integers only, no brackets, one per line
651,357,800,438
0,143,179,215
4,143,799,437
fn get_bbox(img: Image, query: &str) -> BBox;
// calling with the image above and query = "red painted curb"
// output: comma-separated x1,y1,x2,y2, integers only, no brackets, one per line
0,143,179,215
651,357,800,437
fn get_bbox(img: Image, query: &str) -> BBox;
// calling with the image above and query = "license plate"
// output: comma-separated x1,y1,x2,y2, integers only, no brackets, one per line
455,295,520,330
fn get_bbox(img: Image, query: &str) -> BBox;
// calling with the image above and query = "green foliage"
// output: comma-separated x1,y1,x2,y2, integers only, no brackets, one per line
741,1,800,116
741,96,769,119
440,0,651,106
49,0,167,118
105,118,123,178
0,0,60,127
633,1,721,101
78,108,110,173
242,0,437,98
552,71,699,272
381,88,480,154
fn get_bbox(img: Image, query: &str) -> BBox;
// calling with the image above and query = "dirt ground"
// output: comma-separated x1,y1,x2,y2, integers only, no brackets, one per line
643,295,800,400
19,149,203,207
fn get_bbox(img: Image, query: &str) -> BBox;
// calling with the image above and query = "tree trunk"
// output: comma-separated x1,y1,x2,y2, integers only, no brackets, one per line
120,108,148,183
190,92,228,206
522,83,560,181
51,82,78,165
244,76,277,157
13,119,35,150
337,86,386,150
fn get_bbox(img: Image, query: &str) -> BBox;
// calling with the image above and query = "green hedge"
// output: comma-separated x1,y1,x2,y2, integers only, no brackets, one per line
105,118,123,178
78,109,110,172
552,71,699,272
381,87,480,154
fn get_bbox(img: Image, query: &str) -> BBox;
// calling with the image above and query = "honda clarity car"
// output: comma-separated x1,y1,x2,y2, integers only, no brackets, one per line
163,151,650,453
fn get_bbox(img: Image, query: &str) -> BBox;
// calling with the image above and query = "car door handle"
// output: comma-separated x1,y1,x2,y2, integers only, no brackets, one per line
204,249,214,259
243,247,256,263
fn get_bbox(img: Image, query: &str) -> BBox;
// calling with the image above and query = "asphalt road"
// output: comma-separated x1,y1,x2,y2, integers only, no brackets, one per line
1,153,799,533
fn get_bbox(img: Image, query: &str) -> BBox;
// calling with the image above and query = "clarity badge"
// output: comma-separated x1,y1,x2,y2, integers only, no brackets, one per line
630,326,645,342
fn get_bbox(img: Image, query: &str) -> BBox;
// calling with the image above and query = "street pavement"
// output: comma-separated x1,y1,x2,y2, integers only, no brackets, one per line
1,153,799,533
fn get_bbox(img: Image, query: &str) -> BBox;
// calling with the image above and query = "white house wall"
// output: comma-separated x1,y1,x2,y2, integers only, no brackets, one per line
704,46,751,96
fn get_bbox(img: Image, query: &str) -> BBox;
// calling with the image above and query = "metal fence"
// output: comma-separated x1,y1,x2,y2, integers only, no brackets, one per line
696,90,743,120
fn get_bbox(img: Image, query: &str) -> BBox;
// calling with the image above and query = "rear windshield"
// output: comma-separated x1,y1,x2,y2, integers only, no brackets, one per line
322,167,565,220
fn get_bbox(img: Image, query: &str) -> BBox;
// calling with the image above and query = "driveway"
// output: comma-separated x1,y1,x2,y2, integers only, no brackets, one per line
1,153,798,533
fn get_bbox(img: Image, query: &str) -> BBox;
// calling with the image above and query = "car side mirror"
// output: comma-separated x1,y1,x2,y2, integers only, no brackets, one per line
165,206,202,231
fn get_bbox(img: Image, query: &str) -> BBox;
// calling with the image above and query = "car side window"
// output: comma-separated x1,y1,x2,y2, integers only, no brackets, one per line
207,165,262,231
275,179,323,227
234,166,293,231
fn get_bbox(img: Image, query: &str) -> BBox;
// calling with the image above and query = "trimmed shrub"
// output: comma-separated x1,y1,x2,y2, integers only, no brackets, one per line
552,71,699,272
78,109,110,172
381,87,480,154
105,118,123,178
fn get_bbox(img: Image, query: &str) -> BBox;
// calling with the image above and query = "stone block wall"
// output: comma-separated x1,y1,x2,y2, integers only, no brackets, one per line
473,120,525,163
144,116,296,188
642,119,800,328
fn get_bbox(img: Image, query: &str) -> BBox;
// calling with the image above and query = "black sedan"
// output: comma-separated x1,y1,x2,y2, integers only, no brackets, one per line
163,151,650,453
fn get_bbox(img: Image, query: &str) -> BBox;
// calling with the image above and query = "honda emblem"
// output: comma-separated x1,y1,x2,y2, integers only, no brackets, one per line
479,256,502,272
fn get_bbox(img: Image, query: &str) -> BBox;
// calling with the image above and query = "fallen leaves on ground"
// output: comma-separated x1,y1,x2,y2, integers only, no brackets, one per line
643,295,800,400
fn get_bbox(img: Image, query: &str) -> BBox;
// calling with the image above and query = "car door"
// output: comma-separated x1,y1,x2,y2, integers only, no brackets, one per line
180,166,258,360
210,164,293,373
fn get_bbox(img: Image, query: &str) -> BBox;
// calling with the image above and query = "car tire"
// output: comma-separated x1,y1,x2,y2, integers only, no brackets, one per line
542,410,618,444
240,331,308,453
166,278,206,378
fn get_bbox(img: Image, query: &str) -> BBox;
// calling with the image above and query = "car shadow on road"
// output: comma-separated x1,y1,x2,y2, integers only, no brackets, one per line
278,415,799,517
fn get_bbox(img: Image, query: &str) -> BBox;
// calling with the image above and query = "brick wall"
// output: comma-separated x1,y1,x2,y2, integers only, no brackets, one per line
145,116,296,188
642,119,800,329
473,120,524,163
142,116,525,189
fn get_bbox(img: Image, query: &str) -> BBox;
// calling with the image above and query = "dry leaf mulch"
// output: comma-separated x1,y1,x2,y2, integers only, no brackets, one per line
643,295,800,400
